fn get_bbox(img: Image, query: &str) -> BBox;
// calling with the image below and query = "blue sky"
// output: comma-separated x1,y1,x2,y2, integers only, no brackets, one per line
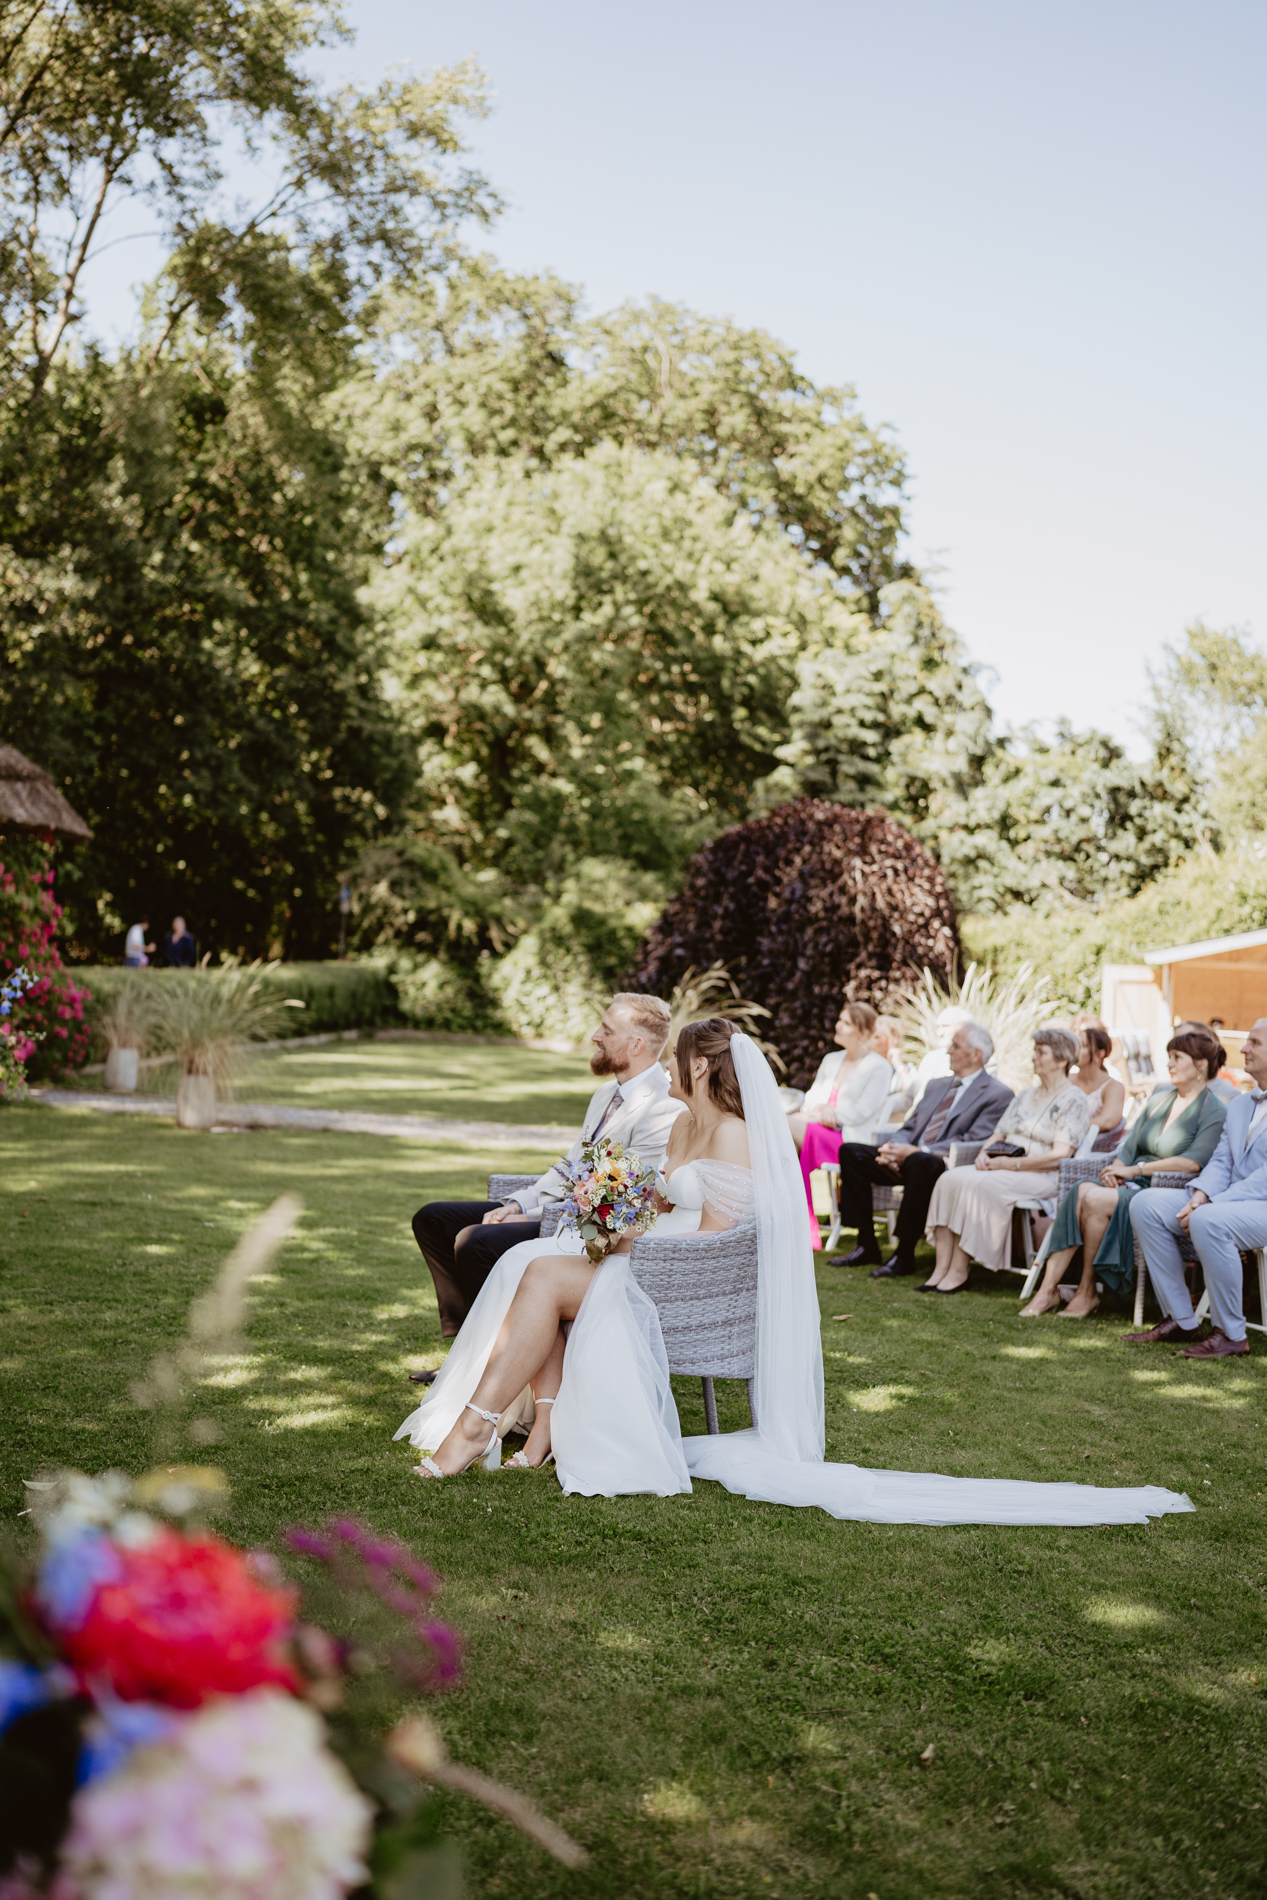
84,1,1267,753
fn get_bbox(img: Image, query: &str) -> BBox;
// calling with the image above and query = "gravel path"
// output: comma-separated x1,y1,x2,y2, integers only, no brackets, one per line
29,1089,576,1151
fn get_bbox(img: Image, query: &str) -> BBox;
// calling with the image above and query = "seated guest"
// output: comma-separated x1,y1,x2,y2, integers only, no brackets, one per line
907,1004,975,1111
920,1027,1089,1293
409,993,681,1350
1125,1015,1267,1358
163,915,198,967
835,1021,1014,1272
1020,1028,1227,1320
789,1002,893,1249
1153,1021,1239,1105
1070,1022,1126,1152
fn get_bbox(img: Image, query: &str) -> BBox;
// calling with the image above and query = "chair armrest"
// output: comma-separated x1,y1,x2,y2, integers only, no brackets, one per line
1057,1156,1108,1194
488,1173,539,1202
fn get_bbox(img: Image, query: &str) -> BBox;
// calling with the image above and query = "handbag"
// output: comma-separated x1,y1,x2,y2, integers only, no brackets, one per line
985,1141,1028,1159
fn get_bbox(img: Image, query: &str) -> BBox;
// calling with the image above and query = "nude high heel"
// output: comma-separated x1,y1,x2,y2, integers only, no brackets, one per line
503,1396,557,1470
412,1403,503,1480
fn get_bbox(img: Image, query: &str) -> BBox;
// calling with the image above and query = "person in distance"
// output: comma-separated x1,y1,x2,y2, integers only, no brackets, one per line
833,1022,1013,1274
1126,1016,1267,1358
919,1027,1088,1293
1021,1027,1226,1320
789,1000,894,1249
408,994,682,1358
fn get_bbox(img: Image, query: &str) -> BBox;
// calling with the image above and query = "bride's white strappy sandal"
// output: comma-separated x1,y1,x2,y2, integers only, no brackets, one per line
412,1403,503,1480
503,1396,556,1470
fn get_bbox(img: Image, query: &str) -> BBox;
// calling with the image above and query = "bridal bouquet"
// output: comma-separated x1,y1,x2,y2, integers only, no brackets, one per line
556,1136,659,1262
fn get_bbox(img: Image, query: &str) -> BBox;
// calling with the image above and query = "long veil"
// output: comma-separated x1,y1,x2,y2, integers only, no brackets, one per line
681,1032,1195,1527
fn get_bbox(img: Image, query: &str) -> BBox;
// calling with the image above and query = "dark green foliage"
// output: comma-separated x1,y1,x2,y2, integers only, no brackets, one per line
0,352,413,961
632,798,960,1088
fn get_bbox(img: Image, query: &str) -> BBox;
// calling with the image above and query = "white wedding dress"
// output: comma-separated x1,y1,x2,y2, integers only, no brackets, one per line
395,1039,1195,1527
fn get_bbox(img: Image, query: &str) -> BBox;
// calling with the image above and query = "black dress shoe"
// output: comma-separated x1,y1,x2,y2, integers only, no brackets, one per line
408,1367,439,1385
871,1257,918,1278
914,1280,940,1292
841,1244,883,1268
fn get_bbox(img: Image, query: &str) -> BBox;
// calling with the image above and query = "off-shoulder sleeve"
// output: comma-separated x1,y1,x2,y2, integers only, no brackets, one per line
1183,1088,1229,1169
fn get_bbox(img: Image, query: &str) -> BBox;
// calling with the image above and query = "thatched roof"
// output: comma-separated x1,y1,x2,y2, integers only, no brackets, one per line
0,747,92,841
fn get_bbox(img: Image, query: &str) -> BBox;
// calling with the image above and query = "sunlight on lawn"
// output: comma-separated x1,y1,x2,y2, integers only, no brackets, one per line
846,1383,919,1412
642,1780,707,1823
1082,1597,1171,1629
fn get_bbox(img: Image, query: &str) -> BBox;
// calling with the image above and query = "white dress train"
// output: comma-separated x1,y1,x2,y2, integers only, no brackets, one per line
395,1053,1194,1528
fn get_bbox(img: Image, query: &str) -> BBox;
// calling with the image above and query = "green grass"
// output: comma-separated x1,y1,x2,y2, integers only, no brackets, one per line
81,1035,598,1127
3,1091,1267,1899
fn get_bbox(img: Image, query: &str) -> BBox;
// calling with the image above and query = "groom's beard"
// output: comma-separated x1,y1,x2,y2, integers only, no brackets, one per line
590,1050,617,1076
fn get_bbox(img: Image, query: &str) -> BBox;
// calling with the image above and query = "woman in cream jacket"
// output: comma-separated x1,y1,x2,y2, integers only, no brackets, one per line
788,1001,893,1247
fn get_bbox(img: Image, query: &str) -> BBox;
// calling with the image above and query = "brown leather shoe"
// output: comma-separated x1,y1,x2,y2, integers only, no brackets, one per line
1179,1328,1250,1358
1121,1317,1200,1345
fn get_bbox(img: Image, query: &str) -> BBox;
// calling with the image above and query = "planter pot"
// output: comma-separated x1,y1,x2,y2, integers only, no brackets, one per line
104,1047,139,1094
176,1073,217,1130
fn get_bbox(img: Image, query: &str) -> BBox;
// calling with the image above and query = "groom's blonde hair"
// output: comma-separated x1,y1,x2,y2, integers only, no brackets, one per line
611,992,672,1057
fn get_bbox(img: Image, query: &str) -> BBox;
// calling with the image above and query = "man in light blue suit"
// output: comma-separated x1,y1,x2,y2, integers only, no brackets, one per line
1127,1018,1267,1358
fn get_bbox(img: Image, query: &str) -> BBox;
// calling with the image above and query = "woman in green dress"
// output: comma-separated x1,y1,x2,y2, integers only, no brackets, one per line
1019,1027,1228,1320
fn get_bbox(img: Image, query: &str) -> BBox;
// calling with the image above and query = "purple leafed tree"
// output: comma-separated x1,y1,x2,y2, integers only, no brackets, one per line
630,798,960,1089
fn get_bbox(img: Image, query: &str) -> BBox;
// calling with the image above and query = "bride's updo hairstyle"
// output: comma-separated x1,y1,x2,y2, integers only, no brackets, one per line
675,1016,745,1120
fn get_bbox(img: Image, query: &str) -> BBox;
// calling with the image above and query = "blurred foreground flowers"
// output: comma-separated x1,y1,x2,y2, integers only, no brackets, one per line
0,1201,585,1898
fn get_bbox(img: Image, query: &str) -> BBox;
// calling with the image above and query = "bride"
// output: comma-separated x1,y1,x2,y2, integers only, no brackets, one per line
396,1021,1194,1527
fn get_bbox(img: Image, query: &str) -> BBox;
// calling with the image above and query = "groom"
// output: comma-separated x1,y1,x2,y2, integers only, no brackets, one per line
410,992,681,1346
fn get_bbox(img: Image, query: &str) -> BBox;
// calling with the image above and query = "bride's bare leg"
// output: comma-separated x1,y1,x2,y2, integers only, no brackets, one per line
423,1252,594,1473
517,1328,566,1467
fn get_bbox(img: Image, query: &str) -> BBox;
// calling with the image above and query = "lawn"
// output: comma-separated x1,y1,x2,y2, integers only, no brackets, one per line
3,1085,1266,1899
81,1035,599,1129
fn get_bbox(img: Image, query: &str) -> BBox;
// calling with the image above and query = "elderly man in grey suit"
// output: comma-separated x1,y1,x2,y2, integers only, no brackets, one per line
836,1022,1015,1274
410,993,682,1351
1127,1016,1267,1358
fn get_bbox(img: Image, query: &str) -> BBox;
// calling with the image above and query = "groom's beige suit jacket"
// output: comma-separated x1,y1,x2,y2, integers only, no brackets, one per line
509,1064,685,1218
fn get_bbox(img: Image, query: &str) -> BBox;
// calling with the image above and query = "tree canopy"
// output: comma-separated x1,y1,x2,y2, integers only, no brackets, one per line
0,5,1231,1018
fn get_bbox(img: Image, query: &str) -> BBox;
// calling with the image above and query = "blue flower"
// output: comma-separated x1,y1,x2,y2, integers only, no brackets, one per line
76,1696,177,1786
36,1528,123,1630
0,1660,51,1735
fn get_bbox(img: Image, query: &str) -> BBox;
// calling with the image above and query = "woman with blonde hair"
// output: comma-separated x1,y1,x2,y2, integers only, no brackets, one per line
919,1026,1089,1293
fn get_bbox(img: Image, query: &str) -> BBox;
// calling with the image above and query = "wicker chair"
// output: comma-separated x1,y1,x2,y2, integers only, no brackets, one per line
486,1176,758,1433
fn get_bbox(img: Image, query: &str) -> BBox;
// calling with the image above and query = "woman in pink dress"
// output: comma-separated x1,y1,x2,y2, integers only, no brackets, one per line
787,1002,893,1248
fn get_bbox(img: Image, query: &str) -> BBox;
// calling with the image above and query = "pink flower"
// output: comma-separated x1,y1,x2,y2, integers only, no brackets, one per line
60,1689,372,1900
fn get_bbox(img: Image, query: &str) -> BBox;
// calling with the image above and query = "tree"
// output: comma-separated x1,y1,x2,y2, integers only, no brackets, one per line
631,798,959,1089
0,345,414,958
0,1,496,397
381,441,853,891
350,267,911,604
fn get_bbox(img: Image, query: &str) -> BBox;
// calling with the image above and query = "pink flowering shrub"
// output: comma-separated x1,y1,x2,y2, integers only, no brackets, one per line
0,838,89,1083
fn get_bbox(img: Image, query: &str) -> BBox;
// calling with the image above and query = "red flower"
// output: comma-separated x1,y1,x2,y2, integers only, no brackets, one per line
61,1531,299,1707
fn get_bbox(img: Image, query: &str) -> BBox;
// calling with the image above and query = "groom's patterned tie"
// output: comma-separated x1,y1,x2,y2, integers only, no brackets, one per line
919,1078,963,1148
590,1085,623,1141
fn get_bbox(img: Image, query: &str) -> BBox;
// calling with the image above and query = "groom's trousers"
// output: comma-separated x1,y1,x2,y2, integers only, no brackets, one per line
412,1199,542,1338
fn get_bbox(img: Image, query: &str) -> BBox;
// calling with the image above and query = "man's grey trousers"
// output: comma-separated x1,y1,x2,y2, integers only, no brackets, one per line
1129,1187,1264,1342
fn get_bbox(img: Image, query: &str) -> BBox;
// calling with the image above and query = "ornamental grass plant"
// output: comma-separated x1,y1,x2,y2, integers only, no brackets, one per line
147,961,303,1094
894,959,1069,1092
